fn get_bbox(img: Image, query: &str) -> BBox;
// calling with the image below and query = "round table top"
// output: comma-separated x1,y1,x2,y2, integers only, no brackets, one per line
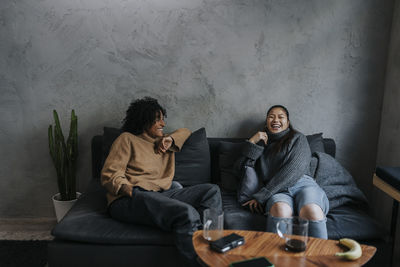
193,230,376,267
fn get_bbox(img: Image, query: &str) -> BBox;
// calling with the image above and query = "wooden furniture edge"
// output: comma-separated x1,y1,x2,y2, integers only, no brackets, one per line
373,174,400,202
193,230,377,267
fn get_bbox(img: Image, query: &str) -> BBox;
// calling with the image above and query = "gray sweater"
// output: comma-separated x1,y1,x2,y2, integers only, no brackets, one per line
238,129,312,205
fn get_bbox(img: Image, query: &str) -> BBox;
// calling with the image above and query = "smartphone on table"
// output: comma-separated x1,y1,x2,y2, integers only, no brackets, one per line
209,233,245,253
229,257,274,267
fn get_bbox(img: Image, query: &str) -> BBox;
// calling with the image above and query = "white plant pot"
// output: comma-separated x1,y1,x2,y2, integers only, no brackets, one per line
52,192,81,222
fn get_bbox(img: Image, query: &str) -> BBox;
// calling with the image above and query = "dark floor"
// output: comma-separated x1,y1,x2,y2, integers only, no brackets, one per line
0,240,48,267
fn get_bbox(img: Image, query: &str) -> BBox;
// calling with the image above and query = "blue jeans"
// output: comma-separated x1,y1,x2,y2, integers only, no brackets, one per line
265,175,329,239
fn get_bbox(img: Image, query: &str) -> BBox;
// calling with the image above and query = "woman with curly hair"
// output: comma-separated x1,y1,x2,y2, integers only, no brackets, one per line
101,97,222,267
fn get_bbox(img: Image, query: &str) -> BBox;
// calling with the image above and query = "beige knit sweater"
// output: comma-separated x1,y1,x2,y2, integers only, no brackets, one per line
101,128,191,205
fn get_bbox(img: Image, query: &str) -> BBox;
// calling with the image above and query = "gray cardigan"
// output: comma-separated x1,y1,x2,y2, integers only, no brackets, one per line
238,129,312,204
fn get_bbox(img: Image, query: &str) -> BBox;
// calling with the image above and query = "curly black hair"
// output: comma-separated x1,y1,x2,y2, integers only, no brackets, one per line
121,97,167,135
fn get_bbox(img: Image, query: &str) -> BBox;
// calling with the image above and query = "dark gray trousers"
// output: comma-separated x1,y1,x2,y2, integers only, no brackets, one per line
109,183,222,266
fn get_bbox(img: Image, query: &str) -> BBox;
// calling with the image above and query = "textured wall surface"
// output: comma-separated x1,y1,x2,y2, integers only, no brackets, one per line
377,3,400,168
375,1,400,265
0,0,394,217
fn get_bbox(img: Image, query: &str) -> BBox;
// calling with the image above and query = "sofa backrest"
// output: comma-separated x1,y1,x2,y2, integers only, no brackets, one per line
207,136,335,190
91,129,336,187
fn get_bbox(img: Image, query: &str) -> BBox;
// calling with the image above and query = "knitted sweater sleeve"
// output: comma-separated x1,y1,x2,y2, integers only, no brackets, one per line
168,128,191,152
101,133,133,196
252,134,311,205
234,140,265,171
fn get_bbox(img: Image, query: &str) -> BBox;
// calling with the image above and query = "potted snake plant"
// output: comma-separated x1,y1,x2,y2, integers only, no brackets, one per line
48,109,80,222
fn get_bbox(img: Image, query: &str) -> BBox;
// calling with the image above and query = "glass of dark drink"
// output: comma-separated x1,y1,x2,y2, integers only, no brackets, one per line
276,217,308,252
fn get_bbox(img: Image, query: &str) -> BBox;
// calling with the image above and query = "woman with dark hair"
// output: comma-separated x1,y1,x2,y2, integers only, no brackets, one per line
101,97,222,266
237,105,329,239
121,97,167,135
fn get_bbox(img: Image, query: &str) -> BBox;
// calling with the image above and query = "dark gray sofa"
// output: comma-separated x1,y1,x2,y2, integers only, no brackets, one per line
48,128,390,267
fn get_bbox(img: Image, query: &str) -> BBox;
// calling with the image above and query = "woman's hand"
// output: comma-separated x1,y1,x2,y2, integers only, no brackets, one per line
249,131,268,145
242,199,264,214
156,136,173,153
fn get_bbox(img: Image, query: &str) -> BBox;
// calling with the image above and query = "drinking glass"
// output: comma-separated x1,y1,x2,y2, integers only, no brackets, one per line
276,216,309,252
203,209,224,241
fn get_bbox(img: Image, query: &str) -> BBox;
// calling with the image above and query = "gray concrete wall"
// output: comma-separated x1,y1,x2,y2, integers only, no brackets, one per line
377,2,400,168
375,0,400,265
0,0,393,217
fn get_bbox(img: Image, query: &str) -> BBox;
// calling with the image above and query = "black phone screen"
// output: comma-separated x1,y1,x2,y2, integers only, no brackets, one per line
229,257,274,267
212,233,243,247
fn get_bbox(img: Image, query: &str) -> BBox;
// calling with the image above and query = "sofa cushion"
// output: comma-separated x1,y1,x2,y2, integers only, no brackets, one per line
174,128,211,186
306,132,325,154
222,191,386,241
237,166,261,204
222,192,266,231
219,141,245,192
375,166,400,190
326,205,386,240
323,138,336,158
51,179,175,245
102,127,122,167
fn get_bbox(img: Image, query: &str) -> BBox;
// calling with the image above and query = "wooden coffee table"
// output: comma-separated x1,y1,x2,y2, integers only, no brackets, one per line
193,230,376,267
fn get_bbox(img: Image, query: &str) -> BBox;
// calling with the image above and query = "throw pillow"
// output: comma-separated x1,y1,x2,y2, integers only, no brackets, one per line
219,141,245,192
102,127,122,166
174,128,211,186
306,133,325,154
237,165,261,204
